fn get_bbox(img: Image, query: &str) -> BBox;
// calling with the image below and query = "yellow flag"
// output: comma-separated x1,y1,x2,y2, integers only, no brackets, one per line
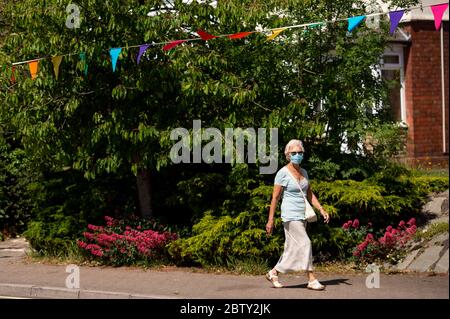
52,56,63,80
266,28,285,41
29,61,39,80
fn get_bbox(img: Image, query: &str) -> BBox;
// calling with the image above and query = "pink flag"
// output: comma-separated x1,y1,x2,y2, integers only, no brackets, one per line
163,40,187,51
197,29,218,41
228,31,252,39
431,3,448,30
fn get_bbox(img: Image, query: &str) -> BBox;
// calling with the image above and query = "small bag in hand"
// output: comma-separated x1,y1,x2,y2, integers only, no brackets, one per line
286,169,318,223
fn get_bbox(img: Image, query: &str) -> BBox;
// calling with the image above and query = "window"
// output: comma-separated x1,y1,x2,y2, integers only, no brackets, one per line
380,45,406,124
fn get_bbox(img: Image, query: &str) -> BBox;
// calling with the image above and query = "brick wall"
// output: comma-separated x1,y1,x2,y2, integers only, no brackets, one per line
403,20,449,168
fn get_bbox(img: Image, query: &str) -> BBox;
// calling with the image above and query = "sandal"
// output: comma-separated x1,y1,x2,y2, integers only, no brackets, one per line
266,271,283,288
307,279,325,291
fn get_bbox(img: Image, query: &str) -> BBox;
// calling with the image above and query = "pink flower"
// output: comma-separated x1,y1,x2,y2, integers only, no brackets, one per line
407,218,416,226
366,233,374,241
77,240,87,248
398,220,406,228
406,225,417,235
352,219,360,228
358,241,368,251
386,225,393,233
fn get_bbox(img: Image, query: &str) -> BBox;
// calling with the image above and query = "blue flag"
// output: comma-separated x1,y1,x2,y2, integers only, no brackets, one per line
348,15,366,32
109,48,122,72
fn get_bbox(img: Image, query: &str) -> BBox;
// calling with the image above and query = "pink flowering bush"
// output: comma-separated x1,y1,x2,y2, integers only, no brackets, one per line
77,216,178,265
344,218,417,265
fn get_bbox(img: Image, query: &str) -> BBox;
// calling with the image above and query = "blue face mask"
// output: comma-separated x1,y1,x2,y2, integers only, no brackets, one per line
290,153,303,164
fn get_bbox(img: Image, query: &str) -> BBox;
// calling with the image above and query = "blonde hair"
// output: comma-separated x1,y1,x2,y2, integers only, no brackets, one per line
284,139,304,160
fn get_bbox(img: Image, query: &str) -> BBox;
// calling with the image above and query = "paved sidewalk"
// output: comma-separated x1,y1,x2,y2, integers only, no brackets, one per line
0,257,448,299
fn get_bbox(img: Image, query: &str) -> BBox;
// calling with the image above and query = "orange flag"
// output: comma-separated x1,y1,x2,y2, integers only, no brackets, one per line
28,61,39,80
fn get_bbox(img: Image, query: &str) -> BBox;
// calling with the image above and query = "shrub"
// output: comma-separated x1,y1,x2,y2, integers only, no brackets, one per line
0,140,35,238
312,167,448,229
168,210,284,267
77,216,178,266
23,169,136,255
169,163,447,267
415,222,449,241
349,218,417,265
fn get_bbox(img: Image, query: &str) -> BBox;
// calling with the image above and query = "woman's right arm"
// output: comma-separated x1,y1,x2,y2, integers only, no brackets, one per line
266,185,283,235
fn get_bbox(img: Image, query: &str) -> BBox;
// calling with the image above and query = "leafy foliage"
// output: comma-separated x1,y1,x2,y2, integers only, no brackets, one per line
1,0,430,267
170,165,447,266
22,169,136,254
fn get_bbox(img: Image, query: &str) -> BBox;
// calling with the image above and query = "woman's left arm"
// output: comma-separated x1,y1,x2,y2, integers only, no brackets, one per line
307,186,330,223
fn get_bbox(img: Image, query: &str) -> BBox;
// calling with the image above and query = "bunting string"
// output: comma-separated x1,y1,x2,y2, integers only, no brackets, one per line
4,2,448,80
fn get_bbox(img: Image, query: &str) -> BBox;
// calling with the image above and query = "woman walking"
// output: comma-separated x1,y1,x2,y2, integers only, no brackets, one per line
265,139,330,290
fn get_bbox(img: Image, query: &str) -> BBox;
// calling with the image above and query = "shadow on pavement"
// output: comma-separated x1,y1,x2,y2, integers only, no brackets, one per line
283,278,351,288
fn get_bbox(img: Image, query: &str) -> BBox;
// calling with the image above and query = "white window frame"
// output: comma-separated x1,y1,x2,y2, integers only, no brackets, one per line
380,44,407,124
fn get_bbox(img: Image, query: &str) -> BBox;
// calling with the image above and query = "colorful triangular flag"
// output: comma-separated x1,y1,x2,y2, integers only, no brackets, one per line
79,52,88,76
389,10,404,35
266,28,285,41
163,40,187,51
137,44,151,65
109,48,122,72
228,31,253,39
197,29,218,41
51,56,63,80
28,61,39,80
348,15,366,32
431,3,449,31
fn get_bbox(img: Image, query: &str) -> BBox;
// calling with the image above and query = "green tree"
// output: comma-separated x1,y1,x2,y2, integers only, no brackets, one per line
1,0,417,226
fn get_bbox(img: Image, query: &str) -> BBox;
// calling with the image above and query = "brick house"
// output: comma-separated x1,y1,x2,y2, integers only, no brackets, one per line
379,0,449,168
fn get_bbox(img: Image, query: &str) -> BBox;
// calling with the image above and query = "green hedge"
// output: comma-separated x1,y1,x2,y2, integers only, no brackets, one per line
170,167,448,266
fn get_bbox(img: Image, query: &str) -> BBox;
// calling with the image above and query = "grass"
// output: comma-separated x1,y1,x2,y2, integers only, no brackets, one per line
26,241,88,265
414,222,449,241
410,168,449,178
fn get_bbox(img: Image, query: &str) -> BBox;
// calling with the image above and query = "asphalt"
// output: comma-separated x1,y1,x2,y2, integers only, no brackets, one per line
0,254,448,299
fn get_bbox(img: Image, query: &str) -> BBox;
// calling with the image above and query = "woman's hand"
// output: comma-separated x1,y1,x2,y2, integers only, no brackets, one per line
320,209,330,224
266,220,274,236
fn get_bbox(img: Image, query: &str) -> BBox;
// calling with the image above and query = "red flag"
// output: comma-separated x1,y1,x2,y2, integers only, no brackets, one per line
11,66,16,83
163,40,187,51
228,32,253,39
197,29,218,40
